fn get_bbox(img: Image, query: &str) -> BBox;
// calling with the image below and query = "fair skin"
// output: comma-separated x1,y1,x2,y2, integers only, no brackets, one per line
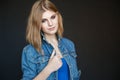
33,10,63,80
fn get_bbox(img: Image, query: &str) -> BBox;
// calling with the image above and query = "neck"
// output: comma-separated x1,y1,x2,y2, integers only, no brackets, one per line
45,34,58,44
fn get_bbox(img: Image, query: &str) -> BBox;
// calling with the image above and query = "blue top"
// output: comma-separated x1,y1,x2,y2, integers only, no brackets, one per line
58,58,70,80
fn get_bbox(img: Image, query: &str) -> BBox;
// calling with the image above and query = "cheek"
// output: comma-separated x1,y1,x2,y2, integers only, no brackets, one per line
42,26,45,31
55,17,58,22
52,19,58,27
41,25,46,31
55,21,58,25
42,23,47,27
55,17,59,25
41,23,47,29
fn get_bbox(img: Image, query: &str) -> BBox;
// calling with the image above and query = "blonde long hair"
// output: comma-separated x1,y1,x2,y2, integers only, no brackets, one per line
26,0,63,53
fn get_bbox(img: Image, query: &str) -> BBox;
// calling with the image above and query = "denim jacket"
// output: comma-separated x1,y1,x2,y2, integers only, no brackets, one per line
21,37,81,80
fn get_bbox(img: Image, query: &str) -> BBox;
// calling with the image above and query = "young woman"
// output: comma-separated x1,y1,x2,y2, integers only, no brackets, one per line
21,0,81,80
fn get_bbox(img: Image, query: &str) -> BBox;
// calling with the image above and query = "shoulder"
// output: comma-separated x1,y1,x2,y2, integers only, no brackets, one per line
22,44,39,58
62,37,75,46
62,37,78,57
23,44,35,53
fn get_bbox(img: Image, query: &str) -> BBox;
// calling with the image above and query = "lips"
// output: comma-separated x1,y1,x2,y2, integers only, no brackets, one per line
48,27,55,31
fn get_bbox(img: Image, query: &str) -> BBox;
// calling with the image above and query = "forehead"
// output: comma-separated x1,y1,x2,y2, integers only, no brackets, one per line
42,10,56,19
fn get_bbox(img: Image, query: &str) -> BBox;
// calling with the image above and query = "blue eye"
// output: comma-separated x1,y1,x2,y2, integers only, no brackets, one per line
42,19,46,23
51,15,56,19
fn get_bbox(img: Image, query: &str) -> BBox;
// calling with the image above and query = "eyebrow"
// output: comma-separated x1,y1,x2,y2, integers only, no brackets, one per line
42,13,56,19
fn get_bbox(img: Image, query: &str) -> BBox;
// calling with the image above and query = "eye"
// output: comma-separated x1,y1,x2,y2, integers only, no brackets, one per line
51,15,56,19
42,19,47,23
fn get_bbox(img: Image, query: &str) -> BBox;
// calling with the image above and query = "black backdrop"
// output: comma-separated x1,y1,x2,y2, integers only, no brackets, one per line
0,0,119,80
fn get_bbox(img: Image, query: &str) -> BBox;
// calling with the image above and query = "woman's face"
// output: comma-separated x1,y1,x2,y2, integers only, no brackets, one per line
41,10,58,36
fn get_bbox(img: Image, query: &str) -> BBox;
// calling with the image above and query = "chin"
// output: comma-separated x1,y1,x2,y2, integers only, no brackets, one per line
49,32,57,35
47,30,57,35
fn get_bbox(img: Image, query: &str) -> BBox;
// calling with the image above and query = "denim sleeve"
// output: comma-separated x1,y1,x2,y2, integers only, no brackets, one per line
64,38,81,79
21,48,37,80
72,41,82,79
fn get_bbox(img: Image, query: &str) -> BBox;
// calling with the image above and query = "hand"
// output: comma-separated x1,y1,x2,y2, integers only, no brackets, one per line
50,43,62,58
47,49,62,73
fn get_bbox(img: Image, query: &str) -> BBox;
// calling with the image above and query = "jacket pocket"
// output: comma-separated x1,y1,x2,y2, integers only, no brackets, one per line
30,55,49,64
31,55,50,74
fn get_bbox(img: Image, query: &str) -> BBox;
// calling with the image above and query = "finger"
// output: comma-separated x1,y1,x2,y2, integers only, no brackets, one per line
50,49,56,59
56,53,61,58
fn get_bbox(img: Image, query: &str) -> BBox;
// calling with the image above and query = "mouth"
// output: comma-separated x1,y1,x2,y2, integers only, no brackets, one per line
48,27,55,31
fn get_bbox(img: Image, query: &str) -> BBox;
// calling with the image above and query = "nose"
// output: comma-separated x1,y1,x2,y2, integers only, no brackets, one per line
48,19,53,26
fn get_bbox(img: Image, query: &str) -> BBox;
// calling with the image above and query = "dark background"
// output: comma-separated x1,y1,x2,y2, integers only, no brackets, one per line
0,0,119,80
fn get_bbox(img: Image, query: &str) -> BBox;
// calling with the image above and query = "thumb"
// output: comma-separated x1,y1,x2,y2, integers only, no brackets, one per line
50,49,56,59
